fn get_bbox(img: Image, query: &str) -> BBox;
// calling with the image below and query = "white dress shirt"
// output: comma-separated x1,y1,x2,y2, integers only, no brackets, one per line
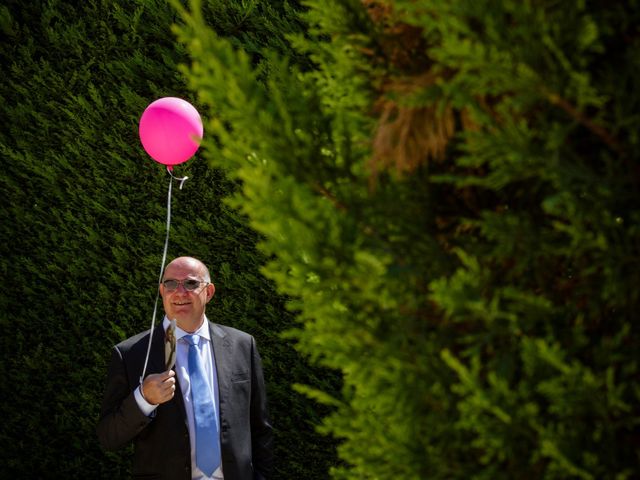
135,316,223,479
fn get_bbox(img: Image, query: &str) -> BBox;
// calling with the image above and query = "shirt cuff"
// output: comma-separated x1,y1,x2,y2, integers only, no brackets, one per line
134,385,159,416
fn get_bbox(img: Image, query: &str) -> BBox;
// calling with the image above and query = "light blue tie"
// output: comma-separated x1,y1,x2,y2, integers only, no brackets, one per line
184,334,221,477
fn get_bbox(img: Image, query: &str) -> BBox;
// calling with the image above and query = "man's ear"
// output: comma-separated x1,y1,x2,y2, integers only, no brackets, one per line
206,283,215,302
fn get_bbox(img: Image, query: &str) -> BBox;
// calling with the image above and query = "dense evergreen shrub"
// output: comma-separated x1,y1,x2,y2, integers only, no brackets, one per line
176,0,640,478
0,0,337,477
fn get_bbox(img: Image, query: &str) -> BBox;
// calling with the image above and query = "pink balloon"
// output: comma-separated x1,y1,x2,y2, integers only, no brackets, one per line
139,97,204,166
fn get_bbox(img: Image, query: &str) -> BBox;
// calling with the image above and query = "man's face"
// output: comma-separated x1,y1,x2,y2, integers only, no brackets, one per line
159,258,215,331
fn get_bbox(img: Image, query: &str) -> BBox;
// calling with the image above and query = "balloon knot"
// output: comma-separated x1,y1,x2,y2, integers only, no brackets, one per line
166,165,189,189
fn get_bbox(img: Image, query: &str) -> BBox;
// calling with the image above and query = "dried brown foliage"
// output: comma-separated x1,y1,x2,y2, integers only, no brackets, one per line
362,1,457,179
371,79,455,177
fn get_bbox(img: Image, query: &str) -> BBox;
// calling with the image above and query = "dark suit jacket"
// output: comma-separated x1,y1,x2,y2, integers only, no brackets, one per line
97,321,273,480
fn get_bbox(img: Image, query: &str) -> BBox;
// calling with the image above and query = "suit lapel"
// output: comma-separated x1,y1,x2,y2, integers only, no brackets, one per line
150,322,189,424
209,322,231,422
147,324,166,374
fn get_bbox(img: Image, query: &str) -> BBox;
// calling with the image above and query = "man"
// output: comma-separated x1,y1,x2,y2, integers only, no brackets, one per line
97,256,273,479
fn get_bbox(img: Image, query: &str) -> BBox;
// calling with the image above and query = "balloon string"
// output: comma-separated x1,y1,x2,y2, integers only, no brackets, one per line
167,165,189,190
139,168,188,385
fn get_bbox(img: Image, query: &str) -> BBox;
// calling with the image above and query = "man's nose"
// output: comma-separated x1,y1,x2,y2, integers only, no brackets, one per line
174,283,189,293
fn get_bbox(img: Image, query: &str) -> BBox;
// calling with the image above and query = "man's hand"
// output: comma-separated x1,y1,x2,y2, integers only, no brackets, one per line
141,370,176,405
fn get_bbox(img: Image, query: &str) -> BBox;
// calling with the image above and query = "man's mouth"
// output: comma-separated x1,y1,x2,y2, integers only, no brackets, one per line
173,301,191,306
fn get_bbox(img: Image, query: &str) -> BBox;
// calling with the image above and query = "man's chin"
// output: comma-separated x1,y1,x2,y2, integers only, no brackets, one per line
172,313,190,322
170,306,192,317
167,312,189,325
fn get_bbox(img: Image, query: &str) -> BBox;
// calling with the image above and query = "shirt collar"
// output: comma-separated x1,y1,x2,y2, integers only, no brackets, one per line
162,316,211,342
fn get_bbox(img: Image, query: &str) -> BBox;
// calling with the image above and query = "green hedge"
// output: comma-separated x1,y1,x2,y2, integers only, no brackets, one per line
0,0,337,477
175,0,640,478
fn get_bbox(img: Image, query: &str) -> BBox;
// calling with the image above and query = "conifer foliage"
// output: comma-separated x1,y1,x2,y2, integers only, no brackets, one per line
176,0,640,478
0,0,336,477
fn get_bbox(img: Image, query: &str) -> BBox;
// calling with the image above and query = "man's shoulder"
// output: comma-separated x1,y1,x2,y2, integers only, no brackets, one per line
210,322,254,342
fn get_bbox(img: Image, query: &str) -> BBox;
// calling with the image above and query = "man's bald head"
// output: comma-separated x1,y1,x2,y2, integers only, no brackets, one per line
164,256,211,282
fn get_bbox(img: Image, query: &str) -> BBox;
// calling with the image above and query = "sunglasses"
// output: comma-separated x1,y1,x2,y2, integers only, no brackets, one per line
162,279,209,292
